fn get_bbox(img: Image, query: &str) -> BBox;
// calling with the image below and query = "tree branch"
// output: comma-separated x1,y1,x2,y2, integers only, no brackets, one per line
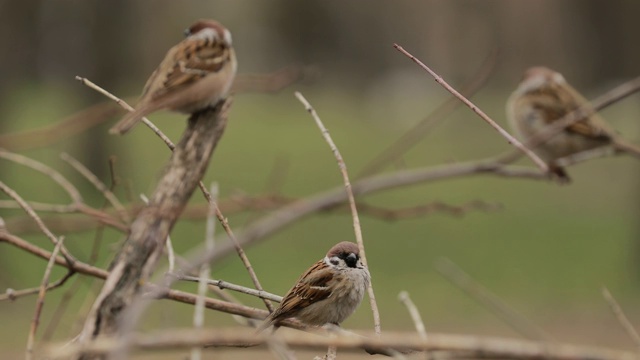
77,98,232,352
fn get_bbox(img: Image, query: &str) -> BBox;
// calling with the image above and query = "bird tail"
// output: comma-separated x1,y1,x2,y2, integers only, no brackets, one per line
613,139,640,159
109,106,151,135
254,317,274,333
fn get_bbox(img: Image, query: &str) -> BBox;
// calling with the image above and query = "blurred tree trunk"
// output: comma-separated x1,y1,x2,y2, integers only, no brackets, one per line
581,1,640,81
0,0,39,132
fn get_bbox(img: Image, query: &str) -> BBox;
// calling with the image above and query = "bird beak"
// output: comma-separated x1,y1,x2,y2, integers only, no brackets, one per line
346,253,357,268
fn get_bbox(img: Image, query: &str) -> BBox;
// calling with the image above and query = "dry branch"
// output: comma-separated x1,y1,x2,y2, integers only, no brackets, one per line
76,77,273,314
0,181,77,267
0,231,108,279
0,228,291,331
177,274,282,303
4,195,500,235
358,46,498,177
295,91,382,335
77,99,232,351
26,236,66,360
0,102,121,151
1,271,75,302
201,161,546,266
60,152,130,223
434,258,550,341
50,327,639,360
602,287,640,352
398,291,428,340
191,183,218,360
392,44,549,173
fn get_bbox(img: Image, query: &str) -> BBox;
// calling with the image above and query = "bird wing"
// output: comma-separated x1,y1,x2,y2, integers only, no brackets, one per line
150,39,232,98
272,260,334,320
552,83,612,140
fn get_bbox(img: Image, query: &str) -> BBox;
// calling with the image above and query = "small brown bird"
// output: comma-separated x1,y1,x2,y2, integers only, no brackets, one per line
506,66,640,179
257,241,370,332
109,19,237,135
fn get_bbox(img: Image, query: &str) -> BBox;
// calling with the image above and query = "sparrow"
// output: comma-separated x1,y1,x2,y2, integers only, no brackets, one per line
506,66,640,180
257,241,370,332
109,19,237,135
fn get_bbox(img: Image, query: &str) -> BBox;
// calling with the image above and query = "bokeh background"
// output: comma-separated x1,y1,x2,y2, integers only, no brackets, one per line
1,1,640,358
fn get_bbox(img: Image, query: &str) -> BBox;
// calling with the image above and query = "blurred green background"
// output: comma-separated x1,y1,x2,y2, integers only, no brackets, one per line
1,1,640,358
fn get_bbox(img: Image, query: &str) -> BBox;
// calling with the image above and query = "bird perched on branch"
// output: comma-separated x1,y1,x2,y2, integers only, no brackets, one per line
109,19,237,135
506,66,640,180
257,241,370,332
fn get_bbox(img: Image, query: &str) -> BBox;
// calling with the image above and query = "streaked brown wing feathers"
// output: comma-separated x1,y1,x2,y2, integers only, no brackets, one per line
273,260,333,320
536,89,608,140
153,39,230,98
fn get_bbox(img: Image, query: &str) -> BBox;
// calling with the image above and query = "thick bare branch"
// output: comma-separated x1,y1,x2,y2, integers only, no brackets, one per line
51,328,638,360
201,161,546,265
77,99,232,350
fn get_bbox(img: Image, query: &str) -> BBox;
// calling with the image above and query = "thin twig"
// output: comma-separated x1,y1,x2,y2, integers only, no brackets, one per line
26,236,66,360
42,159,121,342
0,181,76,266
231,64,312,94
60,152,130,223
191,183,218,360
0,230,108,279
1,271,75,302
0,201,77,213
295,91,381,336
0,150,125,230
197,161,546,271
399,291,429,360
75,76,175,149
434,258,550,341
398,291,427,340
359,46,498,178
0,102,121,152
392,44,549,173
0,149,83,205
0,230,291,332
5,196,501,235
42,276,90,342
200,184,275,313
176,275,282,302
206,285,259,328
602,287,640,352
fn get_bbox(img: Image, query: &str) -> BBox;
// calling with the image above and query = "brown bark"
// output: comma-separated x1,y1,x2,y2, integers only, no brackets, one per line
76,99,232,357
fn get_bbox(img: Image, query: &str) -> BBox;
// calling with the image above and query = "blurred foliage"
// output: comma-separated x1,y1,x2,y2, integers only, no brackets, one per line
1,1,640,358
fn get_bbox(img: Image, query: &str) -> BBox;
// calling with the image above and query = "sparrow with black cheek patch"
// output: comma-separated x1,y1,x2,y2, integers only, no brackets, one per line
506,66,640,180
257,241,370,332
109,19,237,135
